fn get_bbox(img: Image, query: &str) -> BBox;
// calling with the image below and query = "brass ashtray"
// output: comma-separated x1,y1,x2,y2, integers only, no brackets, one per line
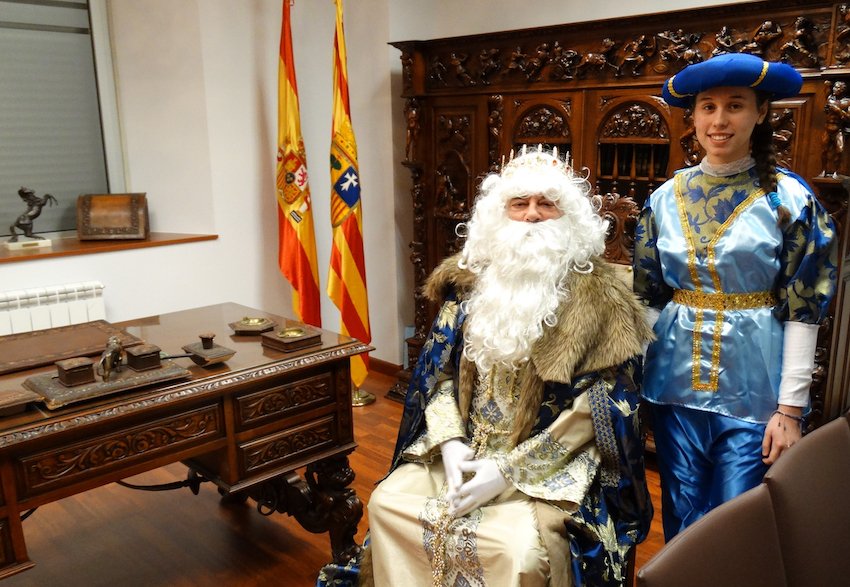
229,316,277,335
243,317,270,326
278,327,307,338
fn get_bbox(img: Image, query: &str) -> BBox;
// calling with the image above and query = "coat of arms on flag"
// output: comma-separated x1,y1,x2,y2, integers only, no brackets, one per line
278,146,309,208
330,128,360,227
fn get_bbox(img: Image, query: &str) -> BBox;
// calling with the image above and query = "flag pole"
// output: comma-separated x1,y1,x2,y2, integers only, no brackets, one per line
351,384,375,407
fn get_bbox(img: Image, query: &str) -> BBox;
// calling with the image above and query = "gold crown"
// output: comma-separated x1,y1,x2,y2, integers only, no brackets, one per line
500,144,572,179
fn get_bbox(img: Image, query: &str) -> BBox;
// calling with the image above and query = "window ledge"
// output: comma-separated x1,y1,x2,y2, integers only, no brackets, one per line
0,232,218,265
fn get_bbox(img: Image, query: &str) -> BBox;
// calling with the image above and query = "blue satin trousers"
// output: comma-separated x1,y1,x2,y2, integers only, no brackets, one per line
649,403,769,541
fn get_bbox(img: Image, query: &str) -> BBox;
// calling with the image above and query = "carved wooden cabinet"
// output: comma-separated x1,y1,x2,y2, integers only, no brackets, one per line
391,0,850,429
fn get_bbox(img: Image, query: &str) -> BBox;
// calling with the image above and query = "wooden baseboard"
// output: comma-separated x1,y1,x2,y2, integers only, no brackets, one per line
369,357,402,377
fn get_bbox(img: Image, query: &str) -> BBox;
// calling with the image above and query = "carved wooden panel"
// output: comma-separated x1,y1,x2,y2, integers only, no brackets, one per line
771,99,807,172
405,163,430,340
598,193,641,265
506,95,576,158
19,405,221,495
418,11,838,94
335,368,353,445
235,373,333,430
238,416,336,476
515,104,571,141
487,95,504,171
433,105,476,260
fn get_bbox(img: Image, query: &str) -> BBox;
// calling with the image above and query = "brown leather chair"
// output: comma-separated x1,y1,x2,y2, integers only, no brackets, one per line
636,412,850,587
763,412,850,587
635,483,787,587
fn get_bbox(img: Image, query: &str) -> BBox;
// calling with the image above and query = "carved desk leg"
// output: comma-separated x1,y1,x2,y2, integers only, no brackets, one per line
0,458,34,579
248,453,362,564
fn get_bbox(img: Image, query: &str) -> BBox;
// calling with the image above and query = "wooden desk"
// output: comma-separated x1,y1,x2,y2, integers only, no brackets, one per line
0,303,370,579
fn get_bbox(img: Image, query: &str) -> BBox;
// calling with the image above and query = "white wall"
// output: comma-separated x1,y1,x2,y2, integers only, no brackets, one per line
0,0,753,366
387,0,758,41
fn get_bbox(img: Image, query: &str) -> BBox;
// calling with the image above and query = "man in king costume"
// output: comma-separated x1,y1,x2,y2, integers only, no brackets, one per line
362,147,654,587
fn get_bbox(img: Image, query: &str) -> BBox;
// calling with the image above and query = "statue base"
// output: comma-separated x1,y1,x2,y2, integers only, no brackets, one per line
5,239,52,251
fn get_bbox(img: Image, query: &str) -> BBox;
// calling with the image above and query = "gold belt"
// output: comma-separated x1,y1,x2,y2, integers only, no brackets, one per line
673,289,777,311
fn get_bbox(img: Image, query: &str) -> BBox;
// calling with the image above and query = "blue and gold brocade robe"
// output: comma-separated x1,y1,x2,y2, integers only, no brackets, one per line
389,274,654,587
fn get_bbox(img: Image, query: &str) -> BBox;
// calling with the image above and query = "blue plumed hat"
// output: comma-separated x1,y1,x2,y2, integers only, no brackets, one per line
662,53,802,108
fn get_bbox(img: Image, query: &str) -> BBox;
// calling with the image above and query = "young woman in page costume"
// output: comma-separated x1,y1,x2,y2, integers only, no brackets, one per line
633,52,838,540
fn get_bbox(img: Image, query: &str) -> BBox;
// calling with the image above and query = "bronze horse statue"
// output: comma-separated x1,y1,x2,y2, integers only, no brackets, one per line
97,336,124,382
9,187,57,242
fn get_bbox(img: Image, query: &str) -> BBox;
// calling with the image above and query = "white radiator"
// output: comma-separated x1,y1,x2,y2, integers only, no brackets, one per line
0,281,106,335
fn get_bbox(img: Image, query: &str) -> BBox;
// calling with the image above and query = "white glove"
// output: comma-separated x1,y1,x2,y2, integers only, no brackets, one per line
778,321,819,407
447,458,510,517
440,439,474,496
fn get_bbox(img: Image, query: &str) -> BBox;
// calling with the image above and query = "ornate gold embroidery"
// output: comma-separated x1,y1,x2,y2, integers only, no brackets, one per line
422,497,486,587
588,380,620,488
436,300,460,330
673,289,778,310
485,367,496,401
673,174,701,289
404,381,466,461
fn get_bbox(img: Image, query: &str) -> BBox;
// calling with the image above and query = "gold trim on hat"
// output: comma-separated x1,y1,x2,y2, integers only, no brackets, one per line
750,61,769,88
667,76,687,99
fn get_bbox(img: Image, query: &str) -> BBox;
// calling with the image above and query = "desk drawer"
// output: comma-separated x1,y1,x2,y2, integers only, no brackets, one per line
16,404,222,498
237,414,338,477
234,372,334,432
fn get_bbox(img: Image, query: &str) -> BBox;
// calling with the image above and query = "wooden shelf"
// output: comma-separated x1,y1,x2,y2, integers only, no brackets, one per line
0,232,218,265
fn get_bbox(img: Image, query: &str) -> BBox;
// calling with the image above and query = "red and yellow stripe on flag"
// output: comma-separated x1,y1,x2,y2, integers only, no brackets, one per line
328,0,370,387
276,0,321,327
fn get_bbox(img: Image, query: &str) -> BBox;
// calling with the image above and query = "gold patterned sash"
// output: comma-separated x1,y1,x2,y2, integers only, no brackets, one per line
673,289,777,311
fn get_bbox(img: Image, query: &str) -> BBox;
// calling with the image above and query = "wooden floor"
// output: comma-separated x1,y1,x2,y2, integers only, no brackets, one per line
2,371,664,587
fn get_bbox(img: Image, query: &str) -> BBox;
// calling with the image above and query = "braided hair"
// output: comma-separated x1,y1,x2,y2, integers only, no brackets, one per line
751,91,792,227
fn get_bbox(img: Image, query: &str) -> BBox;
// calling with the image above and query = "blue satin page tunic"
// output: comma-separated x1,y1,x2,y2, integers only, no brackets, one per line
634,167,837,424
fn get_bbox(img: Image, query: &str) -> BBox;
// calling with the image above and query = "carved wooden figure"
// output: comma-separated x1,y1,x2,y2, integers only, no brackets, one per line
822,80,850,176
618,35,655,77
781,16,820,67
478,48,501,84
404,98,420,162
742,20,782,56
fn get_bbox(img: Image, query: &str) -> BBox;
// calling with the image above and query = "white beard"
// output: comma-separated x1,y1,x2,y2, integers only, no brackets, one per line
461,215,594,371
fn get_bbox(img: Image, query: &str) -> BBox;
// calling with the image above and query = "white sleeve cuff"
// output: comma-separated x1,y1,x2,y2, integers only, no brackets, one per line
777,321,820,407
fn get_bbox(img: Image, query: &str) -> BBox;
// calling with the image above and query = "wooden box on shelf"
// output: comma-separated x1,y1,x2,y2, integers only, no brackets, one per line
77,193,150,241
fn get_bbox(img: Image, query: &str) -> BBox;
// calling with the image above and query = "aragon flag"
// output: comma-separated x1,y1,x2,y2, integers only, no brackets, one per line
276,0,321,327
328,0,371,387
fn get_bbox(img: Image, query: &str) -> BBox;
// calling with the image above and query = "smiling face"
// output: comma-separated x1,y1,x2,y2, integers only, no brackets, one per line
506,194,564,222
693,86,768,165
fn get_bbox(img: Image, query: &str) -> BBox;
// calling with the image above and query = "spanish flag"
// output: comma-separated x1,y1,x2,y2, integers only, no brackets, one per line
328,0,370,386
276,0,321,327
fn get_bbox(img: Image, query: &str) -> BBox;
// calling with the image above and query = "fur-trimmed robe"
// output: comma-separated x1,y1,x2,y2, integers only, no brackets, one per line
319,255,655,587
420,253,654,448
